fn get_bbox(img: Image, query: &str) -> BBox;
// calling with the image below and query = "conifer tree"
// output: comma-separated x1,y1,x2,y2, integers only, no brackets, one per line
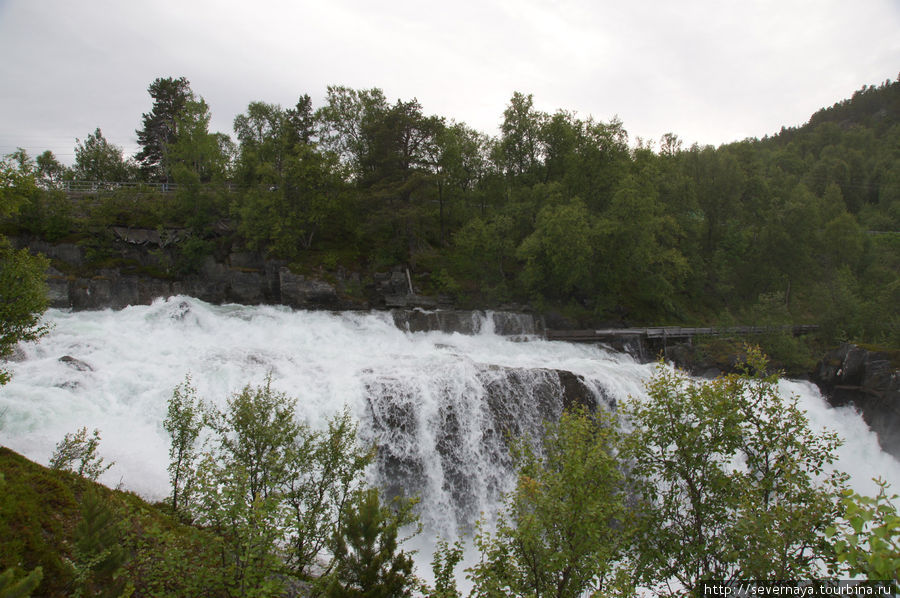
322,488,419,598
0,567,43,598
71,490,128,598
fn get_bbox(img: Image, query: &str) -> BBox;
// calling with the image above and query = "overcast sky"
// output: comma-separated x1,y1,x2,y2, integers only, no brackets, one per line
1,0,898,166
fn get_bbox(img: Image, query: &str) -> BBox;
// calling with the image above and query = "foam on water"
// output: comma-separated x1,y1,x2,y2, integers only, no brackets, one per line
1,296,897,545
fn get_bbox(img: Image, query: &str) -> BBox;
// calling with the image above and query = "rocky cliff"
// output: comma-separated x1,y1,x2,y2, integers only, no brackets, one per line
812,343,900,459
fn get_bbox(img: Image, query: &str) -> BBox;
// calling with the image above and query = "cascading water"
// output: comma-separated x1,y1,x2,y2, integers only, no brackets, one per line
2,296,898,566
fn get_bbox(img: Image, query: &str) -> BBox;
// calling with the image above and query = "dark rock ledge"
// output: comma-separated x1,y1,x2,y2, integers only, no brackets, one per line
812,343,900,460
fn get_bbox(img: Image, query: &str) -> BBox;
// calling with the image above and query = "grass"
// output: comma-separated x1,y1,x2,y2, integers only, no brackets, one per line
0,447,226,597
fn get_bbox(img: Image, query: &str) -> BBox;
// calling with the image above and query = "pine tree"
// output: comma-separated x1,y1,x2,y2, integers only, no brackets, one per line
322,488,419,598
0,567,43,598
70,490,128,598
135,76,193,182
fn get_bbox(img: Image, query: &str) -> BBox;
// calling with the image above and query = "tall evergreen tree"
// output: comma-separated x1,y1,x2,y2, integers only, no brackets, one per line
135,76,193,182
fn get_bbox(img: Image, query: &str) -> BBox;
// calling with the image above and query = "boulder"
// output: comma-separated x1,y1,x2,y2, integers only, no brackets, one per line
59,355,93,371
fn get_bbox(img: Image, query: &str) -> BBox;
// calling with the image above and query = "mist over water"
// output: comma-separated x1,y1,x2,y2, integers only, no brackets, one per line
2,296,897,539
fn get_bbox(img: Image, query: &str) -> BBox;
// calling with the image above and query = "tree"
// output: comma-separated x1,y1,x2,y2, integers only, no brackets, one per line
452,213,518,298
321,487,419,598
467,407,628,598
233,144,345,258
623,348,846,595
70,490,129,598
73,128,131,181
0,238,49,385
358,98,443,199
516,197,597,302
205,376,301,502
498,92,546,184
283,409,374,579
233,101,296,183
163,376,203,515
0,566,43,598
595,172,688,317
429,538,463,598
48,427,114,481
316,85,389,177
434,122,490,243
168,97,231,184
35,150,70,189
135,76,193,182
192,452,286,597
826,479,900,589
559,116,629,212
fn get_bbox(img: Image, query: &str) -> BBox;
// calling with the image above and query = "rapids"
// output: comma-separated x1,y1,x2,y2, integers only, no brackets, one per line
1,296,898,541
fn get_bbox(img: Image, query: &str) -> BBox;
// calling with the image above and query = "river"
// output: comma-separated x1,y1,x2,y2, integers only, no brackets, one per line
1,296,897,578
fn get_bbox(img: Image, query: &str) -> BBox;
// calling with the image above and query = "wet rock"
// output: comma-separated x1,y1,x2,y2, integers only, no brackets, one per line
279,268,339,308
812,343,900,459
59,355,93,371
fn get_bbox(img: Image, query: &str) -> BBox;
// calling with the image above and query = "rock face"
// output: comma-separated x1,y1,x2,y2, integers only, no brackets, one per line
363,363,607,524
390,309,543,337
812,343,900,459
16,236,359,311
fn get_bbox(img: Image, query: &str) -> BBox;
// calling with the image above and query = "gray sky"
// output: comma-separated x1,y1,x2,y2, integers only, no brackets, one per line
1,0,898,166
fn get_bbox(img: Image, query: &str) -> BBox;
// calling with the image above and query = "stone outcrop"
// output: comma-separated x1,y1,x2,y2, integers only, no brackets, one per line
21,236,547,323
17,235,361,311
391,309,543,337
812,343,900,459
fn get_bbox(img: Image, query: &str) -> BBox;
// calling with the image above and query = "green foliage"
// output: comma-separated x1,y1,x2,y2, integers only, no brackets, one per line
0,567,43,598
827,479,900,589
48,427,114,481
320,487,419,598
468,407,628,598
428,538,463,598
0,239,49,385
124,519,231,597
623,347,846,594
193,454,286,597
205,375,301,501
73,129,134,182
283,408,375,579
8,75,900,344
452,214,517,299
233,145,347,258
163,375,203,514
173,234,214,275
1,153,38,219
135,76,194,182
0,447,79,595
35,150,70,189
69,490,129,598
517,197,596,303
190,378,381,592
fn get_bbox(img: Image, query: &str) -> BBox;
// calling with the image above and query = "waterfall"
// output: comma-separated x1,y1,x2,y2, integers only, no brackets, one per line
2,296,897,539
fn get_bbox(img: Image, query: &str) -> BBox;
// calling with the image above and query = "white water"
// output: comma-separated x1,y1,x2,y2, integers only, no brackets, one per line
2,296,898,553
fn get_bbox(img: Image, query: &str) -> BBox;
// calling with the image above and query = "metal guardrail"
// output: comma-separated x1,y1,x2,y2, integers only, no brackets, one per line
546,325,820,342
58,180,236,193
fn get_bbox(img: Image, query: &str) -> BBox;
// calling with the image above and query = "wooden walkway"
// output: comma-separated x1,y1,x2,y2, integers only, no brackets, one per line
546,325,819,343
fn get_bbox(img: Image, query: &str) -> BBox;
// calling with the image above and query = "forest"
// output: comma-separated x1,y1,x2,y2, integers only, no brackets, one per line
2,76,899,353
